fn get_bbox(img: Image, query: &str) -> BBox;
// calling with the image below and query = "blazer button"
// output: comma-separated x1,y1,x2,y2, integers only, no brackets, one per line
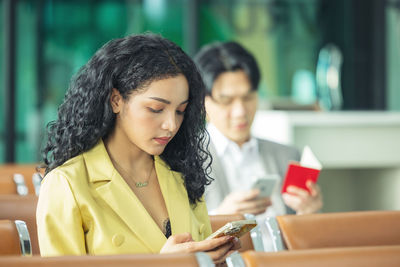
112,234,125,247
199,223,205,235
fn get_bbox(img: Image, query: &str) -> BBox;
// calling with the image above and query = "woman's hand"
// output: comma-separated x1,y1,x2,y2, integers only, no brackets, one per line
282,180,323,215
215,190,271,215
160,232,241,264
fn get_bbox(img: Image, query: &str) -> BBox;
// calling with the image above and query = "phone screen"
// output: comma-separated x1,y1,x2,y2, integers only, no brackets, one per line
206,219,257,240
251,175,279,198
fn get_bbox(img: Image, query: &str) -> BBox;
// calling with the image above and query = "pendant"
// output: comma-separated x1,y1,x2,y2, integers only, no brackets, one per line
135,181,149,188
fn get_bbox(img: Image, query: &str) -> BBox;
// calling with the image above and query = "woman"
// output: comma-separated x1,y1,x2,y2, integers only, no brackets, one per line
37,34,239,263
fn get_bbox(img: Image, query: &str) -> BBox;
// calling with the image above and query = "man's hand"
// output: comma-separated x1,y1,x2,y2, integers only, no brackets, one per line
215,189,271,215
282,180,323,214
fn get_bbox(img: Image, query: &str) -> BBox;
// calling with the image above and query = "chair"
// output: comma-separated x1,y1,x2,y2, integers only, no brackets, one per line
0,219,32,256
266,210,400,251
0,173,28,195
209,214,264,252
239,246,400,267
0,252,214,267
0,164,43,195
0,195,39,255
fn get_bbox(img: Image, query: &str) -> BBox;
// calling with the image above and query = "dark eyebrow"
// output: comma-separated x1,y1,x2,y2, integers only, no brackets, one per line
149,97,189,105
149,97,170,104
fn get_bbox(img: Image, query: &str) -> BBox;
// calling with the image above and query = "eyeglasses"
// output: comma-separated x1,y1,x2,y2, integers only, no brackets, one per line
210,91,257,106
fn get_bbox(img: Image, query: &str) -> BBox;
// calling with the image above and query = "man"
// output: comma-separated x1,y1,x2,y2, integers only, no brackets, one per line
195,42,323,250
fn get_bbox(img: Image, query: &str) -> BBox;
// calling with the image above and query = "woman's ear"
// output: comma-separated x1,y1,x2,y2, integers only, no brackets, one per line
110,88,123,113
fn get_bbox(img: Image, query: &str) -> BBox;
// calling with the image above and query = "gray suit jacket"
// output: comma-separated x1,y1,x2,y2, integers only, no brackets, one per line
205,138,300,213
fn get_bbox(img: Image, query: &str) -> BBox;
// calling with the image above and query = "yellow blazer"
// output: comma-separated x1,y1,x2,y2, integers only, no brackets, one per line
36,140,212,256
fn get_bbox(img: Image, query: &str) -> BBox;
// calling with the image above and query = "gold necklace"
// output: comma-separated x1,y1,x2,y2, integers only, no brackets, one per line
112,159,154,188
134,165,153,188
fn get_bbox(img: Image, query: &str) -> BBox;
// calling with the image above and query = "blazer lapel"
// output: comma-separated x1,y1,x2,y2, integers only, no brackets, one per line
209,142,231,195
84,140,166,253
155,157,191,236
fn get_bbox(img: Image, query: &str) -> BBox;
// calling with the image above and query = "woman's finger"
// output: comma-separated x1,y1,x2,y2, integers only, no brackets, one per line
206,242,234,263
189,236,233,252
167,232,194,244
231,237,241,250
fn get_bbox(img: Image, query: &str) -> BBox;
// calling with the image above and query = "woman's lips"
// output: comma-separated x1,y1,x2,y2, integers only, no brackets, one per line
154,137,171,145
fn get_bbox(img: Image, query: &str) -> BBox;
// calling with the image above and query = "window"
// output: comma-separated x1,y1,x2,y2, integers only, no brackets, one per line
0,0,397,163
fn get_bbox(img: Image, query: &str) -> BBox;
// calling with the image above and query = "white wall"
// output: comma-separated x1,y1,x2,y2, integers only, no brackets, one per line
252,110,400,211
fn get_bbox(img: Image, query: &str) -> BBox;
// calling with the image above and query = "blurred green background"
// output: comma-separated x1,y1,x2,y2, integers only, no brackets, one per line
1,0,400,163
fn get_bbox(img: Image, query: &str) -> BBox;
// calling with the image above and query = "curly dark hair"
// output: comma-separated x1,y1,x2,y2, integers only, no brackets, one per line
43,33,212,204
194,41,260,95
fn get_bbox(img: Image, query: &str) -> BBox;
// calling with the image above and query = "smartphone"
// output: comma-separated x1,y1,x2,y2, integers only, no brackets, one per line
206,219,257,240
251,175,279,198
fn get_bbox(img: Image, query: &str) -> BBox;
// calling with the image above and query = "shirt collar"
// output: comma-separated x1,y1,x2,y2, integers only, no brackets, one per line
207,123,258,157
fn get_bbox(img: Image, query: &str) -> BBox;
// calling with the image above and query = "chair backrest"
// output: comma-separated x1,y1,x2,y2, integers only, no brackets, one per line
0,195,39,255
0,174,20,195
0,164,43,195
0,172,30,196
0,252,214,267
209,214,254,252
0,220,32,256
0,220,22,255
240,246,400,267
271,210,400,250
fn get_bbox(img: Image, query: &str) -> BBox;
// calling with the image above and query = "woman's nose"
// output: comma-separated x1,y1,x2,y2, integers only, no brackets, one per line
161,112,178,132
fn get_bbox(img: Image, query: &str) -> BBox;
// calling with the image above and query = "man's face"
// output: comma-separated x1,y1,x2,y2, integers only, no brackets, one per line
205,70,258,146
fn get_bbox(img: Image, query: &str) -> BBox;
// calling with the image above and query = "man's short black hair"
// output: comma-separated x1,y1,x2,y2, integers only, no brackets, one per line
194,41,260,95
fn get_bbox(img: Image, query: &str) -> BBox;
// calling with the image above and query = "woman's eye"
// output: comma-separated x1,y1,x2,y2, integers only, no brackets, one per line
148,108,163,113
176,110,185,115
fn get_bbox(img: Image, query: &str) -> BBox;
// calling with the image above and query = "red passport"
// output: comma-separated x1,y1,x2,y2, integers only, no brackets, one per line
281,163,320,194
